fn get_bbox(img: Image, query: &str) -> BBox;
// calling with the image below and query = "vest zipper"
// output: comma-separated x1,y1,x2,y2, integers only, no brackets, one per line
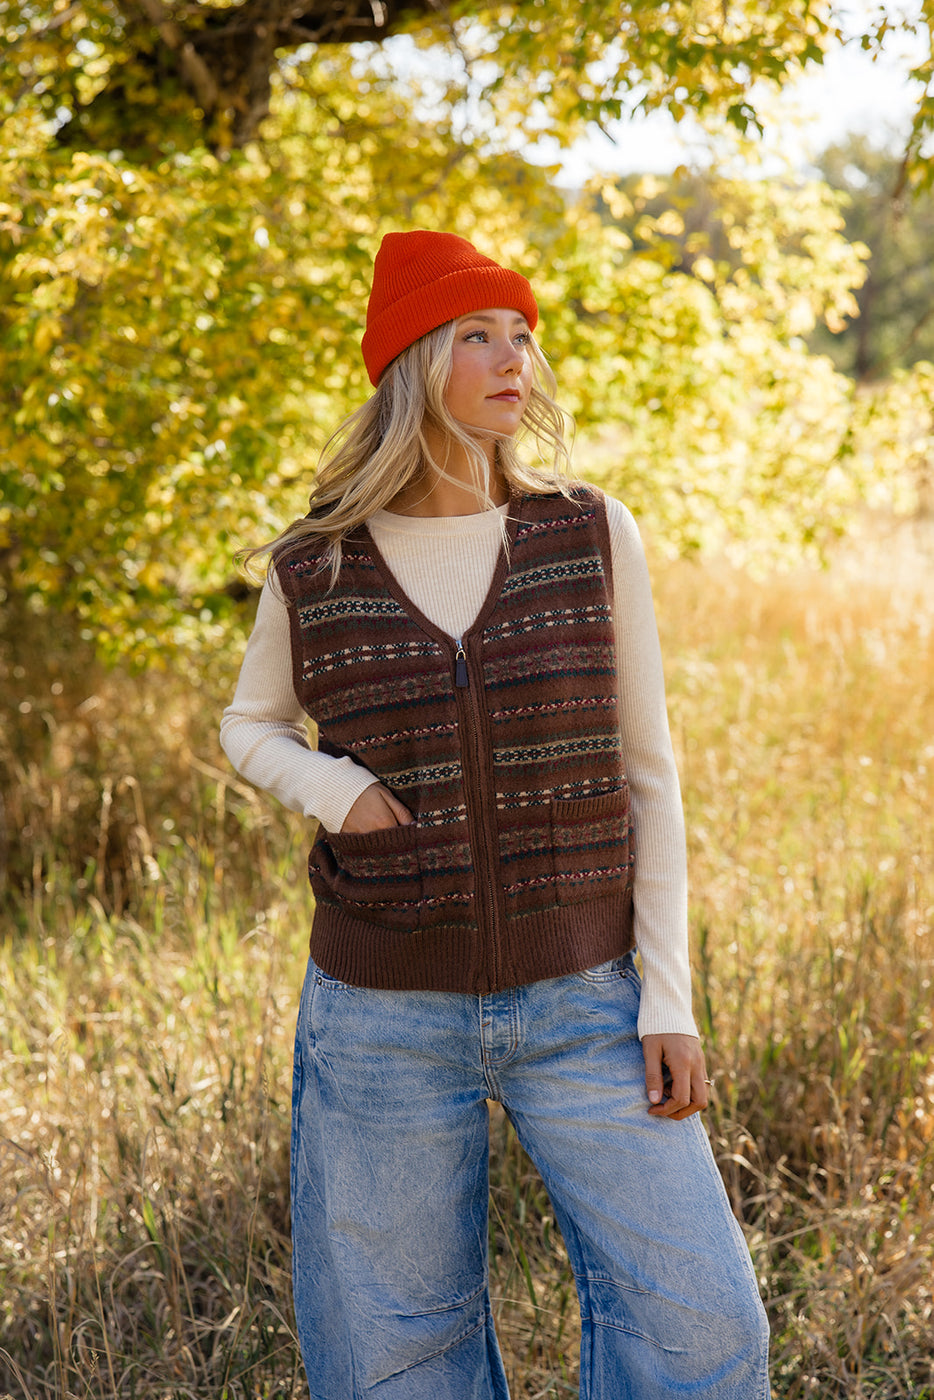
454,638,469,688
454,643,501,989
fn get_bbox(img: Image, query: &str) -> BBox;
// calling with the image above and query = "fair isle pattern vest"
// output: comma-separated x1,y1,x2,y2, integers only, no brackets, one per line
276,486,635,994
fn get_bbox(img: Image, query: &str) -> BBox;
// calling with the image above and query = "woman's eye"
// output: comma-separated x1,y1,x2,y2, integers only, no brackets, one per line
461,327,529,345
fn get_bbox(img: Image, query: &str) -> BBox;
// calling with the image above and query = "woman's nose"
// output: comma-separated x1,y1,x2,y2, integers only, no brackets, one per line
497,341,522,373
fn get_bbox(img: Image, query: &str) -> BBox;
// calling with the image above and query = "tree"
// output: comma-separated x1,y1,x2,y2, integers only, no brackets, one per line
1,2,928,662
809,135,934,379
6,0,841,156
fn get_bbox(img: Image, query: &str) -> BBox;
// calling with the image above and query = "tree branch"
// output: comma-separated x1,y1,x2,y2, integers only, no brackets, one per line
128,0,221,117
194,0,424,48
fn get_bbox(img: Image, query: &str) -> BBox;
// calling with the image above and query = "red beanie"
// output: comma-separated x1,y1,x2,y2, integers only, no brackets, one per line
361,230,538,385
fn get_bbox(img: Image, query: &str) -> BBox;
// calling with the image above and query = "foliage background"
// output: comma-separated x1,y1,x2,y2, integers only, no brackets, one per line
6,0,931,664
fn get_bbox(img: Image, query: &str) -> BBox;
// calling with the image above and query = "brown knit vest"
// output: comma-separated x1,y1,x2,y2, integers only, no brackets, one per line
276,486,634,994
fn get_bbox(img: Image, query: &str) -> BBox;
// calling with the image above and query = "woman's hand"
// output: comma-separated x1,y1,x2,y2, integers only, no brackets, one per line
641,1033,711,1120
340,785,414,833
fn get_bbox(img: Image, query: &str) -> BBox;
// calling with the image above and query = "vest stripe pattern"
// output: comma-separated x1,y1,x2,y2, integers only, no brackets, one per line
276,486,635,994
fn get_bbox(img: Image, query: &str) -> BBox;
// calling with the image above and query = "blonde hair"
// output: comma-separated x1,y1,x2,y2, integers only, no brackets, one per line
243,319,575,585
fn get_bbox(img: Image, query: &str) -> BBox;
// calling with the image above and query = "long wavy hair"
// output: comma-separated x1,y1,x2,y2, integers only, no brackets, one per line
242,317,576,586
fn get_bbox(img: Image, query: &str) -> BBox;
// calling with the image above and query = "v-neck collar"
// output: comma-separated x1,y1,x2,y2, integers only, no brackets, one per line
360,492,525,649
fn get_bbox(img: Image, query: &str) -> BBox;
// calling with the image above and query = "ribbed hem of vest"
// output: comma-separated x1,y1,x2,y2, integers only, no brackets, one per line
306,892,635,995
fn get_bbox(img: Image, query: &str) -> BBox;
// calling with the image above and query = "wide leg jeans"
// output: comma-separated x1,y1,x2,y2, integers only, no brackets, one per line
290,953,770,1399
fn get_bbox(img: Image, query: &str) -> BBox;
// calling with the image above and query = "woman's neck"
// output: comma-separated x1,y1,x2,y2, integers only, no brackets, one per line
387,474,508,518
386,428,508,518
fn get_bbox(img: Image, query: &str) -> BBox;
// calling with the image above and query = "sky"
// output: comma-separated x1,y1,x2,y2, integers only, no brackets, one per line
374,6,929,186
547,13,928,186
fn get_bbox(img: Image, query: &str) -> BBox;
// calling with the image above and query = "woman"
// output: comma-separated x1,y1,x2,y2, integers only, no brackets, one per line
221,229,769,1399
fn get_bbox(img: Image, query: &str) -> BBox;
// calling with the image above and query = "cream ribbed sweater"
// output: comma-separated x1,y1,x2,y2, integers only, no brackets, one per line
220,493,697,1038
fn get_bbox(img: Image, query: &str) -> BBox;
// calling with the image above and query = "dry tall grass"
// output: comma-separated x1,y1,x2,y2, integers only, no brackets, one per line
1,519,932,1399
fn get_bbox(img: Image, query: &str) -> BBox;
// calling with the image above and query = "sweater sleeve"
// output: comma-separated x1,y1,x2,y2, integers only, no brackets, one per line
219,578,381,833
605,495,698,1039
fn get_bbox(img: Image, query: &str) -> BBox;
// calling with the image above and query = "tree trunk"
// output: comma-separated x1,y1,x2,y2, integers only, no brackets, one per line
59,0,442,152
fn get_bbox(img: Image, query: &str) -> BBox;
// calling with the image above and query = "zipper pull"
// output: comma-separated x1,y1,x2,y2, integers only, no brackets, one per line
454,638,469,688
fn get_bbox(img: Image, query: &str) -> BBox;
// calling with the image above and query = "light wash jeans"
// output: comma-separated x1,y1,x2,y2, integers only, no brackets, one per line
290,953,770,1399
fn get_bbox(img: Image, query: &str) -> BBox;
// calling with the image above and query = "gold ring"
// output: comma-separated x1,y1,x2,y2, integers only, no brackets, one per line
704,1079,714,1086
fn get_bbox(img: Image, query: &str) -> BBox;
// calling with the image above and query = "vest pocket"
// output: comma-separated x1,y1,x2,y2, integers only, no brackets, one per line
309,823,422,929
550,785,633,906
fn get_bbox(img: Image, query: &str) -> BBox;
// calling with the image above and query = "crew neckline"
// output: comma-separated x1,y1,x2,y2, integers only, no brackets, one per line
367,502,510,536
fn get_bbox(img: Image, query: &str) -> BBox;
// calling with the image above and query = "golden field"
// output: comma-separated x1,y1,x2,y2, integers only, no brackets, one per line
1,516,932,1399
